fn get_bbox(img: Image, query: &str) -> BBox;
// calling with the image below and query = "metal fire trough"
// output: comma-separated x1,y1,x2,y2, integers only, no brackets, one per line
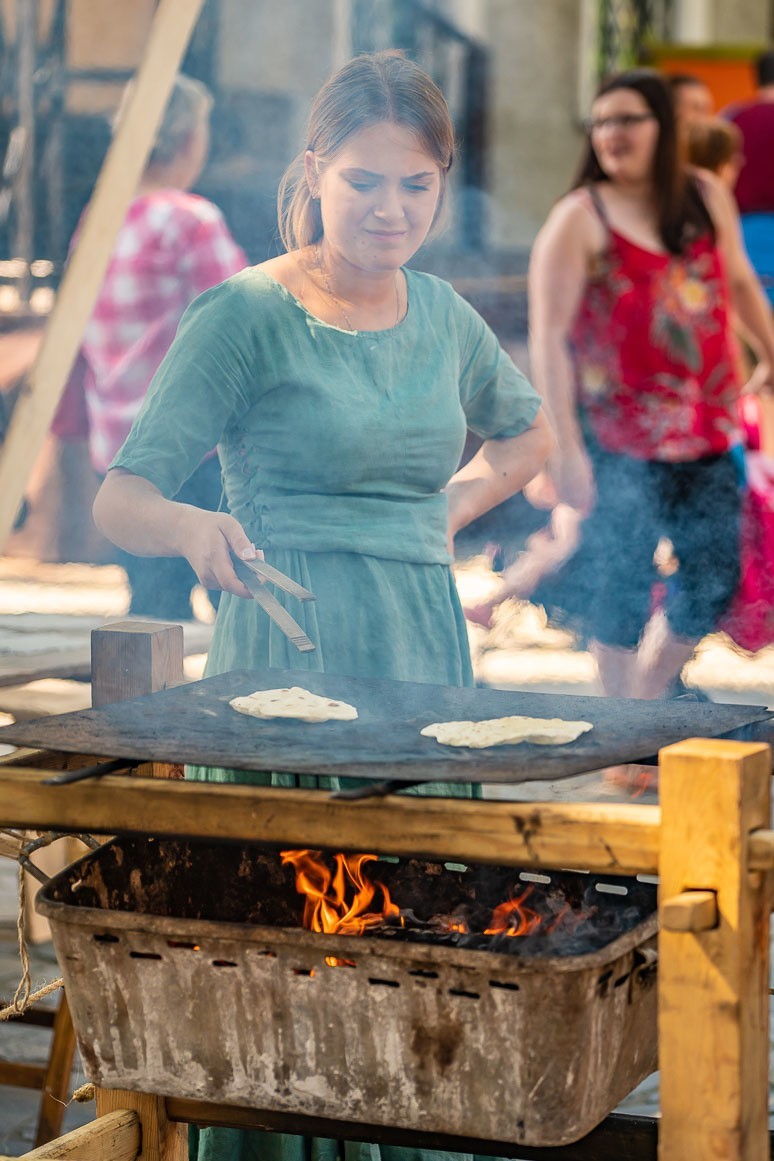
38,836,659,1148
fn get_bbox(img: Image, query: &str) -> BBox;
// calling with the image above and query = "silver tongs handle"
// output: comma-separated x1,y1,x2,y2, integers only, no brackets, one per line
240,557,316,602
232,557,316,653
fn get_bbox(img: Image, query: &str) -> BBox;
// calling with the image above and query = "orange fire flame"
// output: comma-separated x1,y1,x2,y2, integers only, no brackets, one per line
280,849,400,936
484,886,542,937
280,852,589,947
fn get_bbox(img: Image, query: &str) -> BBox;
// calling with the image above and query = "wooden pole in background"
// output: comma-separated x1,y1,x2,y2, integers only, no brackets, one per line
0,0,205,551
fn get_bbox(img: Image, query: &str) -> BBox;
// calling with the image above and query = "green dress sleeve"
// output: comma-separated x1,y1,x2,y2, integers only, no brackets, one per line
110,274,257,497
452,288,541,440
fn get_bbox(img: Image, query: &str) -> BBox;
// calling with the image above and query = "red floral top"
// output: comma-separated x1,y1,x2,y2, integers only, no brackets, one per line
571,201,740,462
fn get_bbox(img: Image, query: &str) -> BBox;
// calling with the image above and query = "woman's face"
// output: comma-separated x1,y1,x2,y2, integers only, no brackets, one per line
307,120,443,272
588,88,660,185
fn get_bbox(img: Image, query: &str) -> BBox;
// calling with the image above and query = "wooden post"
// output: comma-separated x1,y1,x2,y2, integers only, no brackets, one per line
95,1091,183,1161
0,0,205,552
91,623,188,1158
91,621,184,779
659,738,772,1161
91,622,184,709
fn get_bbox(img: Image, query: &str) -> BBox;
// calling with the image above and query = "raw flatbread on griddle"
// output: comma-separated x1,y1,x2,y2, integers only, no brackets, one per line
420,715,593,749
230,686,358,723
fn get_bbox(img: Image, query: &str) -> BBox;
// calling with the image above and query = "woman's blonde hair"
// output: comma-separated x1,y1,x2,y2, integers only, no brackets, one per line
278,51,455,252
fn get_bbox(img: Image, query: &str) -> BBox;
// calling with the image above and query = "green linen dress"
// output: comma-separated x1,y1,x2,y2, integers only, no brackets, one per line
111,265,540,1161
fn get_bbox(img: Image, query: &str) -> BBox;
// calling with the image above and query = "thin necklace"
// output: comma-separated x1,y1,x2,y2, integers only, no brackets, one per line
315,245,401,332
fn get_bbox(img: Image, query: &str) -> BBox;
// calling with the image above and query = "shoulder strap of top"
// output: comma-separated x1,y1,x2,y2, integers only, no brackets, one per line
586,183,611,230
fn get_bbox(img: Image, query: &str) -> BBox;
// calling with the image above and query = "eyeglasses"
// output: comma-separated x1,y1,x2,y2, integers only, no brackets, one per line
583,113,656,134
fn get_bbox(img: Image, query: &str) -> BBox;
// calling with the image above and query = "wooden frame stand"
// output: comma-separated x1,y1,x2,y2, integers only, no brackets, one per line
0,624,772,1160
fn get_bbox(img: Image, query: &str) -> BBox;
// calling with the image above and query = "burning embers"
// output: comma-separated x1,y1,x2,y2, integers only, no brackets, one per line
280,848,651,958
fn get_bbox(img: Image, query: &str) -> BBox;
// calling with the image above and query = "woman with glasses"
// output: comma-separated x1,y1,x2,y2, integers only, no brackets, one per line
525,68,774,712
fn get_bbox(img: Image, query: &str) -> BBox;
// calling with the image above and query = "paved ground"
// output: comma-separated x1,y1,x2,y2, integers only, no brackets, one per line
0,557,772,1151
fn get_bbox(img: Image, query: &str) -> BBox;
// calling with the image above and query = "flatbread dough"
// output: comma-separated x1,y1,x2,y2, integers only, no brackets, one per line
230,686,358,723
420,715,593,749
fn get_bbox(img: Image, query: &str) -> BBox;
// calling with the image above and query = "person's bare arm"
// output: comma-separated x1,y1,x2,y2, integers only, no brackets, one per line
445,408,554,548
528,193,600,513
93,469,259,599
701,169,774,390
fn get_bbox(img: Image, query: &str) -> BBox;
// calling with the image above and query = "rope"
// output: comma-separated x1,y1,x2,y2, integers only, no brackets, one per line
0,835,68,1020
12,861,30,1010
72,1082,96,1103
0,975,64,1020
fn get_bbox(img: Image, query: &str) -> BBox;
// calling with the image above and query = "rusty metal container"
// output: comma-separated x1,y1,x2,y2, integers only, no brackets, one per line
38,837,658,1147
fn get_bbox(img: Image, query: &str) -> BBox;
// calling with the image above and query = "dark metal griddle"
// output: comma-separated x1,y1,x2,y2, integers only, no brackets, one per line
0,667,770,786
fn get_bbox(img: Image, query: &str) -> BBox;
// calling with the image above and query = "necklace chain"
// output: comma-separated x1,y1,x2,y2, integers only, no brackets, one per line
315,245,400,333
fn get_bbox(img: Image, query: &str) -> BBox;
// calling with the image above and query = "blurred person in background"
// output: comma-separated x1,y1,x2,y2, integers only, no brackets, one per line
723,49,774,308
685,116,744,189
52,73,246,619
668,72,714,122
525,68,774,709
684,115,774,455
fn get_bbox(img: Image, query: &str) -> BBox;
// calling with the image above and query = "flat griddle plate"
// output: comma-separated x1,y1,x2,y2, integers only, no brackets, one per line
0,667,770,785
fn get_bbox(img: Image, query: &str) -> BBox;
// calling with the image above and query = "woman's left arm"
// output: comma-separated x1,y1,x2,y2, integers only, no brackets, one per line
445,409,554,550
702,170,774,383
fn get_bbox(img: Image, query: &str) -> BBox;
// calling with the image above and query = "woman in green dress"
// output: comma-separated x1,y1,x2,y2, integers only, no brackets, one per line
93,50,552,1161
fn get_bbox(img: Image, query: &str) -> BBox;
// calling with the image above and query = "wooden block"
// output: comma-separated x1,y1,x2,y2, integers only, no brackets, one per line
8,1108,140,1159
658,738,772,1161
96,1090,185,1161
91,623,184,709
748,828,774,870
660,889,717,932
91,623,184,779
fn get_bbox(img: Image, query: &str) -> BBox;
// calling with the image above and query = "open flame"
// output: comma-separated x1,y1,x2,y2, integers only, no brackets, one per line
484,886,541,937
280,849,565,945
280,849,401,935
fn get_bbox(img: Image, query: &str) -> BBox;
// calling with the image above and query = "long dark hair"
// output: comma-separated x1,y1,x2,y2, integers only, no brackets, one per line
573,68,714,254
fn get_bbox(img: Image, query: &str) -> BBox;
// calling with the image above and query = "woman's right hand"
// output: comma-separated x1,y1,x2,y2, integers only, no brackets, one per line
176,508,263,600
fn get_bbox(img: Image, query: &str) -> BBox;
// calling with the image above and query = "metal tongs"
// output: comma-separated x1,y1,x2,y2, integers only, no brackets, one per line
232,555,317,653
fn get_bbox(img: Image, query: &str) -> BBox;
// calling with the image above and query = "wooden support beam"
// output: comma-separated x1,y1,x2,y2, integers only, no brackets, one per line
0,1108,140,1160
0,0,205,551
0,768,662,872
35,994,77,1148
167,1101,662,1159
96,1090,185,1161
658,738,772,1161
0,1061,46,1090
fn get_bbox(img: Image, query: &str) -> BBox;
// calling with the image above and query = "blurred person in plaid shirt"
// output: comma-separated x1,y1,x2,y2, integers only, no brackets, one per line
53,73,246,619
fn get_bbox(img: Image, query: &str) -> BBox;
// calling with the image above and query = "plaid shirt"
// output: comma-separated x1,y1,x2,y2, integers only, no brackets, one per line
53,189,246,472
